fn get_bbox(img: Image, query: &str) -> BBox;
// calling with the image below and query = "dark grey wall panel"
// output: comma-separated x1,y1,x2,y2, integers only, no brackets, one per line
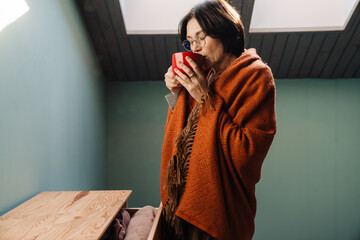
105,0,138,81
321,4,360,78
128,36,149,81
332,22,360,78
277,34,301,78
153,36,170,80
299,33,326,78
142,36,160,80
249,34,263,52
269,34,288,76
75,0,360,80
343,49,360,78
356,65,360,77
176,38,184,52
95,0,127,80
311,33,339,77
288,33,313,78
240,0,255,47
165,36,179,65
260,34,275,64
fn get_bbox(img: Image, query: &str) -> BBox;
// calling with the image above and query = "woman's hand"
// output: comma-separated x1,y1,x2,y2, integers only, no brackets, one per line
173,56,208,102
164,66,183,93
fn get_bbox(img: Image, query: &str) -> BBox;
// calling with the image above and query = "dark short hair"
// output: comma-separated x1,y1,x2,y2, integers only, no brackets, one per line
179,0,245,57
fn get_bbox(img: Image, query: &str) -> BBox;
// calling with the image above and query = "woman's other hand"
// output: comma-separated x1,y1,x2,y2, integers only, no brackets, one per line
165,66,183,93
173,56,208,102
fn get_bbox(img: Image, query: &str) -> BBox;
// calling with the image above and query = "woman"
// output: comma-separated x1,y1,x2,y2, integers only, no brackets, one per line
161,0,277,239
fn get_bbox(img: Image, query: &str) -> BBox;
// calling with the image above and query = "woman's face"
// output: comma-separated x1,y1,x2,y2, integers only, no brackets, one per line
186,18,226,71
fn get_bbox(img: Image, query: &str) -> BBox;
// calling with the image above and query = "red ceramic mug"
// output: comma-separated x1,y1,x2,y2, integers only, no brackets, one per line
172,52,204,76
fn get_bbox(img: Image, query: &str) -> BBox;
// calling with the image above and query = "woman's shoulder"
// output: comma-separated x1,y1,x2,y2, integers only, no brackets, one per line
238,48,270,71
227,49,273,80
214,49,274,93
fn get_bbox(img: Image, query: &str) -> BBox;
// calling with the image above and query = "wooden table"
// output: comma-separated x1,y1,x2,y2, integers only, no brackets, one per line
0,190,132,240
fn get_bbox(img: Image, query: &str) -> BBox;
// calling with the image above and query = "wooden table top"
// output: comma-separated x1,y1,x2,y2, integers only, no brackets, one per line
0,190,132,240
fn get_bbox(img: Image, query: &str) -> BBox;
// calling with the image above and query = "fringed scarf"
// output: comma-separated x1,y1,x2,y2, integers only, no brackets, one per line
163,77,216,240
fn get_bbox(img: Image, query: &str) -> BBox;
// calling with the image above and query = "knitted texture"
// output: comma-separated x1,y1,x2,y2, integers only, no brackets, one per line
163,101,201,238
163,93,216,240
161,48,277,240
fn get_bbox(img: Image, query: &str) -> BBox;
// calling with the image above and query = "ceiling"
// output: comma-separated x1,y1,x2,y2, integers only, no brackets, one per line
75,0,360,81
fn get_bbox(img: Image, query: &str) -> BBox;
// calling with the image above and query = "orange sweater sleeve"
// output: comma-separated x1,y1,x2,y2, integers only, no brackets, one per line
214,64,276,187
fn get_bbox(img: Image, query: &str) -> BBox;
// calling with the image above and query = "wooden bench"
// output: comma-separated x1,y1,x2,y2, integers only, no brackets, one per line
0,190,132,239
0,190,164,240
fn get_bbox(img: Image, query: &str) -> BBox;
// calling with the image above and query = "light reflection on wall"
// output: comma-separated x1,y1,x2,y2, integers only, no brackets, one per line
0,0,29,31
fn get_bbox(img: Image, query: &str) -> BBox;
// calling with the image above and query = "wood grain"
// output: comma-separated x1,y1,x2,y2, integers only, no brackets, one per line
0,190,132,240
147,202,163,240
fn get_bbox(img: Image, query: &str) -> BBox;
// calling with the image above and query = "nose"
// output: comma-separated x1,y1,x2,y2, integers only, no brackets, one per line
192,44,202,53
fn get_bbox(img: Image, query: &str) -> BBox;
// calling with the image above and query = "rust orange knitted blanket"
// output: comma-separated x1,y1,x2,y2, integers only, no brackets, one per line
161,48,277,240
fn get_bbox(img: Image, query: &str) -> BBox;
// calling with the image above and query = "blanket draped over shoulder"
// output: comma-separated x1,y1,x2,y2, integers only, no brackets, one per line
160,48,277,240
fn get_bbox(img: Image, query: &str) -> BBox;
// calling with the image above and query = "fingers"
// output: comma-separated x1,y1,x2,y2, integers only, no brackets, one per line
166,81,182,91
173,69,189,88
165,66,182,92
174,68,207,102
165,77,182,88
165,66,175,78
184,56,202,76
177,61,195,78
174,68,188,81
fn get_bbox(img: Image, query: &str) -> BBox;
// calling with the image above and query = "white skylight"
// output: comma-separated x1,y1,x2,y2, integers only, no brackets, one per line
0,0,29,32
250,0,359,32
119,0,359,34
119,0,203,34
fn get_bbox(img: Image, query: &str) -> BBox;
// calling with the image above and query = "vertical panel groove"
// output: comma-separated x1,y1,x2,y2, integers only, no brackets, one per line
284,34,301,77
331,22,360,78
105,0,131,80
319,33,341,77
151,36,161,80
274,34,289,77
307,34,327,77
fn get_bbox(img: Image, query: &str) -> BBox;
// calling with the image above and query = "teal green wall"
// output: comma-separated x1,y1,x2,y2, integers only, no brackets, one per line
254,79,360,240
0,0,106,215
107,79,360,239
107,82,169,207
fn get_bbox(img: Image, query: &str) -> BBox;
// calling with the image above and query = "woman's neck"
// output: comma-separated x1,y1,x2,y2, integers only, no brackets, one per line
213,53,237,74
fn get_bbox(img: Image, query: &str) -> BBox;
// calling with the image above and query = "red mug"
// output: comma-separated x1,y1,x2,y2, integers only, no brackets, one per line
172,52,204,76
